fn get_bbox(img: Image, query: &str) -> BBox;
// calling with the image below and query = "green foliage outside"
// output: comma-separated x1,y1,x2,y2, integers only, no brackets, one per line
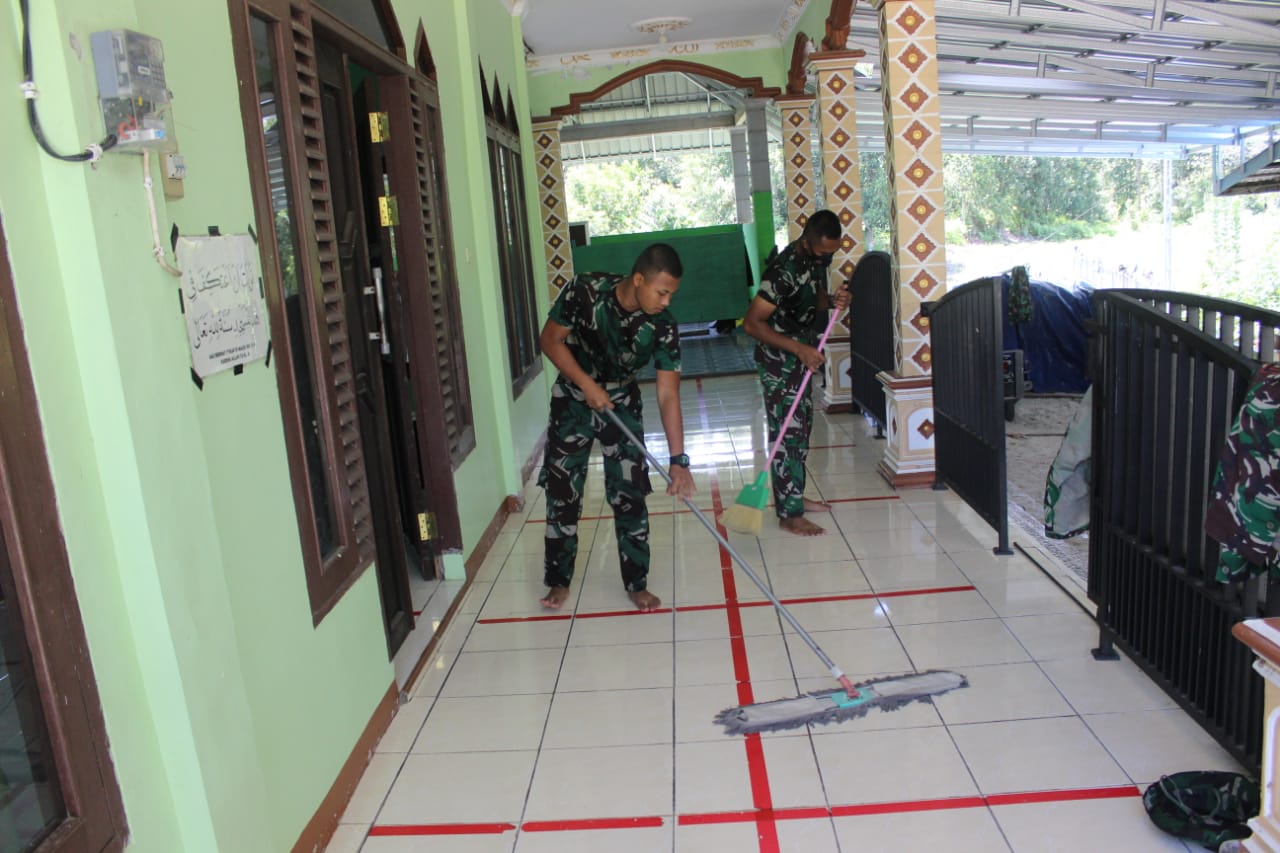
566,146,1280,308
565,146,792,252
565,153,737,237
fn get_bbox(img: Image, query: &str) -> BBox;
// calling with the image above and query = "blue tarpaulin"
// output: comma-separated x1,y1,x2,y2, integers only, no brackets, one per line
1001,274,1093,393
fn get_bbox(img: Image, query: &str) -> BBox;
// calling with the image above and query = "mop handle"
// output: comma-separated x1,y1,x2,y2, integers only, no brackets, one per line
764,300,845,468
602,408,851,688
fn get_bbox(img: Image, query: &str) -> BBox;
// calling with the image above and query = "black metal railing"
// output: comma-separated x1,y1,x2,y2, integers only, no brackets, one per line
1089,290,1280,770
925,277,1011,553
847,251,894,436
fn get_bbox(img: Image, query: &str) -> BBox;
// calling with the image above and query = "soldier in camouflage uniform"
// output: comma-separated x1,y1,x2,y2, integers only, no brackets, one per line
537,244,696,611
744,210,851,537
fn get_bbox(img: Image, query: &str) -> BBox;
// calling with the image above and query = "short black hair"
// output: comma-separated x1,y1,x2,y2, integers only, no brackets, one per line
802,209,841,242
631,243,683,280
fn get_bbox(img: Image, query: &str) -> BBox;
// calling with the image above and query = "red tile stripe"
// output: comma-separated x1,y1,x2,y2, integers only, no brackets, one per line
696,379,780,853
521,816,666,832
474,585,976,625
368,821,517,836
367,786,1144,836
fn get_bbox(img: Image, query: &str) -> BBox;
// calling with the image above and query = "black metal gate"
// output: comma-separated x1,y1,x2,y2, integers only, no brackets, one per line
848,251,894,435
1090,290,1280,769
925,277,1011,553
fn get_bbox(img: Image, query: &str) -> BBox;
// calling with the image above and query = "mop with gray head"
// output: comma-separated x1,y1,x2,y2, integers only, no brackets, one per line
715,670,968,736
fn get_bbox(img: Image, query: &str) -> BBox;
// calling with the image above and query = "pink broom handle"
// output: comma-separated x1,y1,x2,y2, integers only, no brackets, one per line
765,304,844,466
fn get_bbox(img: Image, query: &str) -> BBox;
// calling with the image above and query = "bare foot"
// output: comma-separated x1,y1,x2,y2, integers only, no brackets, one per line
628,589,661,611
803,498,832,513
780,516,827,537
540,586,570,609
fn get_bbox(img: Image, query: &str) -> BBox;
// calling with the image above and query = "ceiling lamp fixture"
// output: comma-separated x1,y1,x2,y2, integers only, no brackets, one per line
632,16,692,44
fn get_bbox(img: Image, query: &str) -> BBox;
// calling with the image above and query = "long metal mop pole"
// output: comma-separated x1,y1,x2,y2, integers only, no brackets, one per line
603,407,856,696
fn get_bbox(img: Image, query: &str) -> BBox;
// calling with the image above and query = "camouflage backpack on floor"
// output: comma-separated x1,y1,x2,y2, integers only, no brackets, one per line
1143,771,1260,850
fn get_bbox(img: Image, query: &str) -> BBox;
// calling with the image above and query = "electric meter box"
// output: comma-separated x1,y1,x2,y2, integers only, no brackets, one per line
90,30,170,149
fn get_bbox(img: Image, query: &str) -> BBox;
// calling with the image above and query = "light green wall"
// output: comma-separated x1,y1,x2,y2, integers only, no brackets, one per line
0,0,625,849
416,0,550,564
1,0,415,849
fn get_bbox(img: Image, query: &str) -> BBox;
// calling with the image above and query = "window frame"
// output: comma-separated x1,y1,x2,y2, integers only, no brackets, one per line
228,0,373,622
484,82,542,396
0,216,128,853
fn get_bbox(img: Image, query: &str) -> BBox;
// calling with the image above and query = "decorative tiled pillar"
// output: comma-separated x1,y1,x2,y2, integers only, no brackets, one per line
776,94,816,243
876,0,948,487
532,118,574,299
809,51,867,412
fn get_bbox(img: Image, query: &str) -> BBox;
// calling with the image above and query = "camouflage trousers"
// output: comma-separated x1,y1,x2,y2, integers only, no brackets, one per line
756,347,814,519
538,379,653,591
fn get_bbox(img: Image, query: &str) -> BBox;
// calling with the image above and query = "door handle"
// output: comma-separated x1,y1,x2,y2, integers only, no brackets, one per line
365,266,391,356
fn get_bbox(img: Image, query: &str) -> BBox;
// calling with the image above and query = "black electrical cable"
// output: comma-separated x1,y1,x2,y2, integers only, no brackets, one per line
19,0,117,162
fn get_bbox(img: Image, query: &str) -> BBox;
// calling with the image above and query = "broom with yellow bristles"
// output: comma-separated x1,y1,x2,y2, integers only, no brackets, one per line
721,308,843,535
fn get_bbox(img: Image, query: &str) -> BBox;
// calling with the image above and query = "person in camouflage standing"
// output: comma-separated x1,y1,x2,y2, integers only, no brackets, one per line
537,243,696,611
744,210,851,537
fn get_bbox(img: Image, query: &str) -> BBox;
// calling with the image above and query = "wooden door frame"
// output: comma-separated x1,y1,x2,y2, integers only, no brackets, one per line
312,7,467,553
0,219,127,849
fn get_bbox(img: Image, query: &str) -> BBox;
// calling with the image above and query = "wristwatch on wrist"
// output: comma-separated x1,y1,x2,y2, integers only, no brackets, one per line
669,453,691,469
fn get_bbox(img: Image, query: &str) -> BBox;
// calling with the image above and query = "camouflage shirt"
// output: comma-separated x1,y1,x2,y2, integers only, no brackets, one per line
1206,362,1280,581
755,242,830,348
547,271,681,386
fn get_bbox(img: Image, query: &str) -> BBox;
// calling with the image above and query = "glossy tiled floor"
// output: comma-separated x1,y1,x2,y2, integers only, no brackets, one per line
327,375,1243,853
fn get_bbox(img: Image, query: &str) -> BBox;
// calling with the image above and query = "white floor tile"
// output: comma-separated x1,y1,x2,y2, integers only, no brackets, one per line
439,648,564,698
811,726,977,805
524,744,673,820
361,833,515,853
759,535,854,565
930,662,1074,725
675,821,761,851
462,620,571,653
334,376,1235,853
832,806,1010,852
895,618,1030,669
1039,655,1177,715
859,553,969,592
879,589,997,626
1003,612,1101,661
950,716,1130,794
973,576,1081,617
786,627,913,679
376,697,432,754
556,642,674,692
769,597,888,633
1083,708,1245,785
412,693,552,753
341,752,404,824
378,751,537,825
991,796,1190,852
568,611,673,646
513,825,672,853
542,687,673,749
322,823,367,853
844,524,942,559
674,739,758,814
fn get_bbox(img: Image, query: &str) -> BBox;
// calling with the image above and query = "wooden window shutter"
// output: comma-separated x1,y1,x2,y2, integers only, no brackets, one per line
409,77,475,465
287,4,375,563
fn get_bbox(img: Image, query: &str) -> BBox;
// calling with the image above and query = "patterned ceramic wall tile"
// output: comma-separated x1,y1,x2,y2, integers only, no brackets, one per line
777,95,816,243
878,0,946,379
809,53,867,291
532,119,574,298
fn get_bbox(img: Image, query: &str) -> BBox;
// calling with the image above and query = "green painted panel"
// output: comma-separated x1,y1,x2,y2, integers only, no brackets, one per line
573,226,753,324
752,191,778,270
